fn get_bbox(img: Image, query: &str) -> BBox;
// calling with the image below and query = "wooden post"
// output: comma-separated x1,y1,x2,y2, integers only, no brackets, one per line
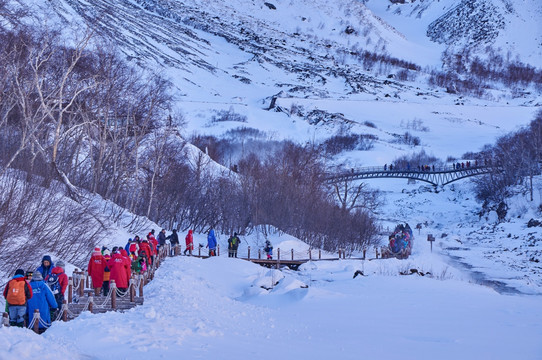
291,249,294,260
277,248,280,261
247,246,251,260
175,245,180,256
88,296,94,313
338,249,341,259
68,277,73,304
319,249,321,260
363,249,366,260
429,234,435,252
258,249,261,259
139,275,144,297
62,300,68,322
309,248,312,261
130,277,135,303
94,287,100,296
217,244,220,257
198,245,201,257
2,312,9,327
33,309,40,333
85,270,90,289
78,272,85,297
111,280,117,310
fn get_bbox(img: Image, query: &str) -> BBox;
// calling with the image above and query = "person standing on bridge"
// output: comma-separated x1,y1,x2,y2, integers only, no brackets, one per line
228,233,241,258
207,229,217,256
264,240,273,260
184,229,194,256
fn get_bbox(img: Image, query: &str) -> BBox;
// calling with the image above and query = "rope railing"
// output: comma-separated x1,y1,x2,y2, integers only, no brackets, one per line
2,246,164,330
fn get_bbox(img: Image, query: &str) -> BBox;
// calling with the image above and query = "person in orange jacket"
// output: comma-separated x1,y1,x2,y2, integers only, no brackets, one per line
3,269,33,327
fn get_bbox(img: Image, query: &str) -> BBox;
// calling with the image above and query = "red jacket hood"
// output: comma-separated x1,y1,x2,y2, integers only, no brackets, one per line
51,267,65,275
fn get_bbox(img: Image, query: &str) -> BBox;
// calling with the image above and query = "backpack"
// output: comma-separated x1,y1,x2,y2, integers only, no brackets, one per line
6,279,26,305
47,272,61,295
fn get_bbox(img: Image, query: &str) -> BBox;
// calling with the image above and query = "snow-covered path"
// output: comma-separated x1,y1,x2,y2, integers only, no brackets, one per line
2,255,541,360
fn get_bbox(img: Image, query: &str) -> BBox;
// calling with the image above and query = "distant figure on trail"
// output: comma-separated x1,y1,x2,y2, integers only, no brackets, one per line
166,229,179,256
228,233,241,258
46,260,68,322
158,229,167,249
88,247,107,295
102,250,111,296
147,233,158,264
27,271,57,333
139,239,153,266
184,229,194,256
36,255,54,279
264,240,273,260
207,229,217,256
3,269,33,327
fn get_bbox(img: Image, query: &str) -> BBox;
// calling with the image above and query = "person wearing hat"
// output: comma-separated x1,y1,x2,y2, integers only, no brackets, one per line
3,269,33,327
47,260,68,321
36,255,54,279
27,271,57,333
88,248,106,296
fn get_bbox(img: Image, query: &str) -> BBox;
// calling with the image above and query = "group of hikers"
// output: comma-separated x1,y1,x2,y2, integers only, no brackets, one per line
3,228,274,333
2,255,67,333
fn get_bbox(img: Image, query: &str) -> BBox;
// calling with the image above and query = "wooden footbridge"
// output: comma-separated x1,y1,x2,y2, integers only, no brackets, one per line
189,244,367,270
326,165,496,187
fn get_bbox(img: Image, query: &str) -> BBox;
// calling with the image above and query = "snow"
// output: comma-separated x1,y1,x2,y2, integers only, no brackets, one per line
1,0,542,358
1,249,541,359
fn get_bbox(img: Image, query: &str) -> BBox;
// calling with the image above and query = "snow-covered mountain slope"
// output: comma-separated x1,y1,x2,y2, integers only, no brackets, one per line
23,0,542,296
365,0,542,67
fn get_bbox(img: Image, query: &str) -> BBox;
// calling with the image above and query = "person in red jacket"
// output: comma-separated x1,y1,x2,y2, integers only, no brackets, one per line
108,251,130,291
138,239,153,267
147,232,158,262
88,247,106,295
184,229,194,256
3,269,33,327
119,249,133,284
47,260,68,322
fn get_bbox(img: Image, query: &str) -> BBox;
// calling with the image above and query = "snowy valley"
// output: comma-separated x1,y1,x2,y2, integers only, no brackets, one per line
0,0,542,358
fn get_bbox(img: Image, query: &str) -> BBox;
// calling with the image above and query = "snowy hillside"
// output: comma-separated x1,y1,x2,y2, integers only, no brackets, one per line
1,0,541,358
1,250,542,360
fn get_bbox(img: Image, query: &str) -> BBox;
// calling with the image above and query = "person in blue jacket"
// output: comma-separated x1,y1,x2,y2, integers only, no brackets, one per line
36,255,54,279
207,229,217,256
27,271,58,333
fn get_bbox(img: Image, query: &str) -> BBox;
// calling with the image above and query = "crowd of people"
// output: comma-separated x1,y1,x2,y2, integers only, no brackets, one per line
3,255,67,333
4,228,274,333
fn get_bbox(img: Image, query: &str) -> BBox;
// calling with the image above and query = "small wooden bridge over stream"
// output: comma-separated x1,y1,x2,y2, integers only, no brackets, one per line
2,243,385,332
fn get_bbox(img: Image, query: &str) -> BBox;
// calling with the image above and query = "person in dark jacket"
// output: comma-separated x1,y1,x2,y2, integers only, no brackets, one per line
36,255,54,279
158,229,167,248
3,269,33,327
166,229,179,256
27,271,57,333
228,233,241,258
